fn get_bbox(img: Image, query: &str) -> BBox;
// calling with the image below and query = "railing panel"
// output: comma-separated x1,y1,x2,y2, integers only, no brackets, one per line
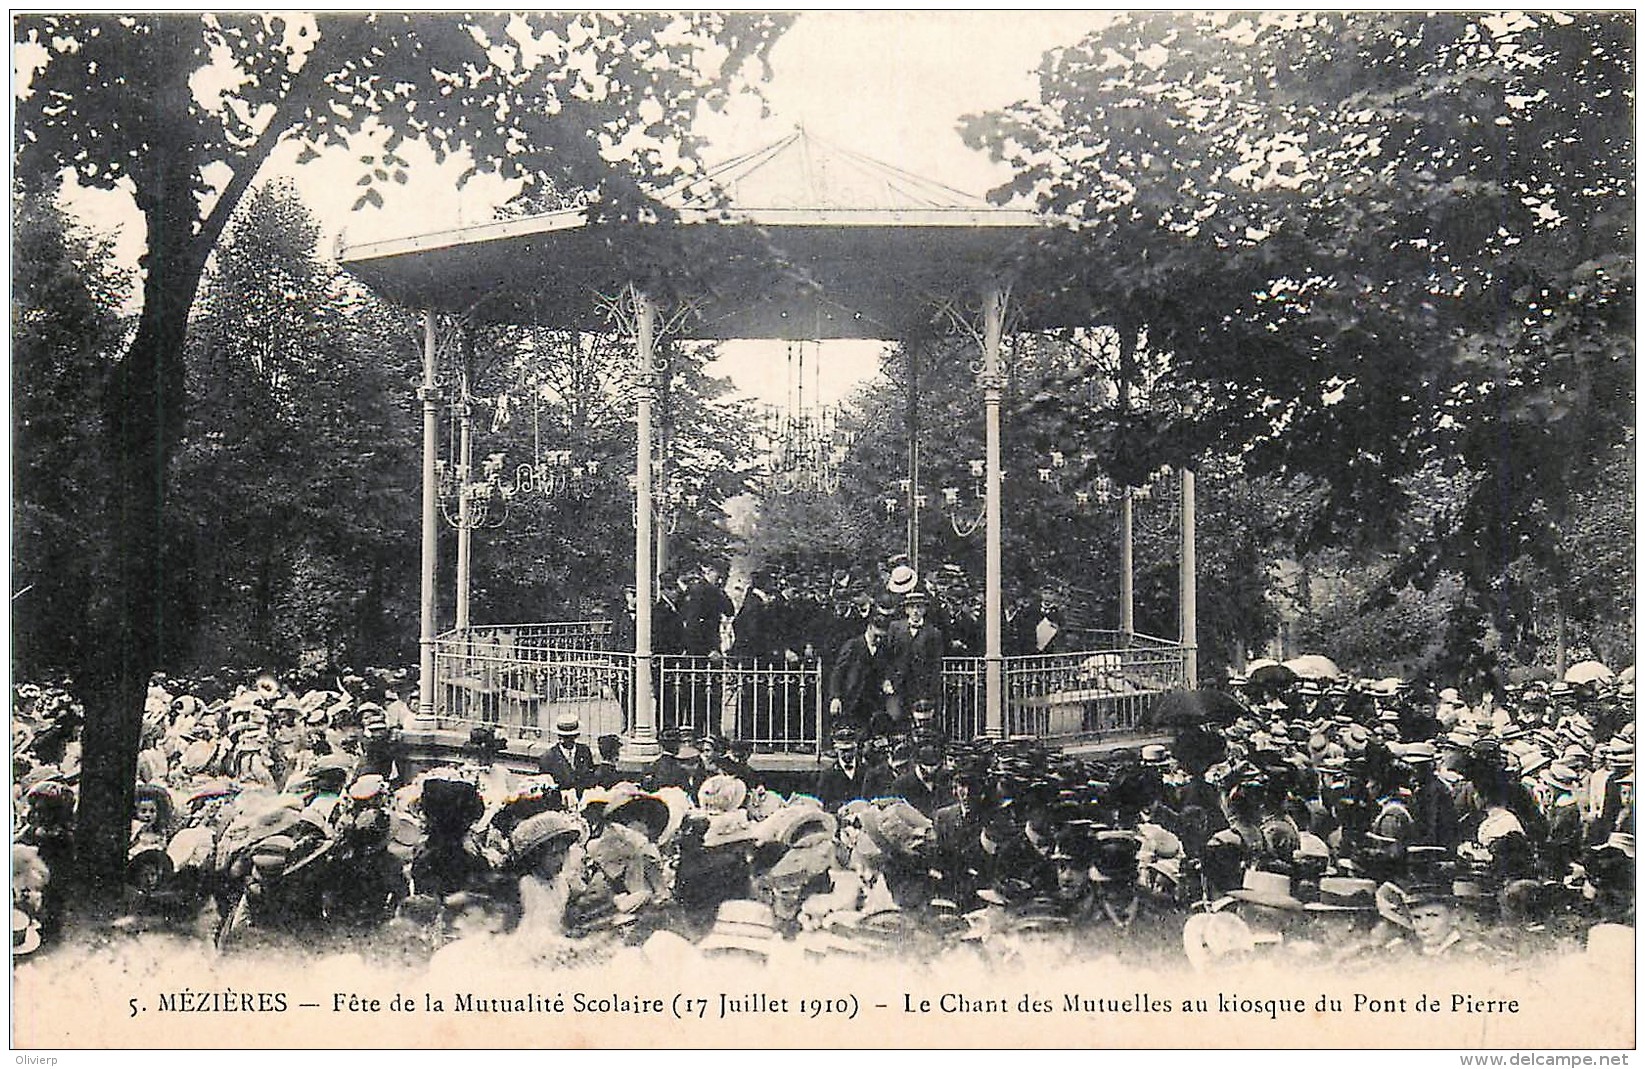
654,656,822,754
436,624,1184,751
433,635,630,745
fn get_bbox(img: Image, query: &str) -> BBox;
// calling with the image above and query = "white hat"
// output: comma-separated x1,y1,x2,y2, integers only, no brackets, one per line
554,712,581,735
886,565,918,595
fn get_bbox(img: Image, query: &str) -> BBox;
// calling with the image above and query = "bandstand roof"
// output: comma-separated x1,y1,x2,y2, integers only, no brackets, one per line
338,129,1079,340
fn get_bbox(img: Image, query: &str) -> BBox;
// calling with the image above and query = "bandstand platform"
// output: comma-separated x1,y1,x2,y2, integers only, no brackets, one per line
339,130,1202,762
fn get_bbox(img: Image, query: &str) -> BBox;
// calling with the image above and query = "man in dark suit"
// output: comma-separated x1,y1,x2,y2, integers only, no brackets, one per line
891,590,946,717
679,560,734,658
934,766,994,908
827,597,900,735
652,569,688,656
646,726,705,792
538,712,594,791
888,741,952,818
728,569,779,662
1011,586,1067,655
813,726,871,810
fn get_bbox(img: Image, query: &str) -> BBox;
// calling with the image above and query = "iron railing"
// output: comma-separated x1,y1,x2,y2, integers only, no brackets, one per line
431,625,1187,749
432,627,628,742
654,656,824,753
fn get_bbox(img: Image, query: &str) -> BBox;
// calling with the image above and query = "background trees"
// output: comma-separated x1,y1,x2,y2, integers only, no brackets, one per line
172,180,422,673
11,185,129,679
959,10,1633,674
10,11,1630,900
14,10,789,897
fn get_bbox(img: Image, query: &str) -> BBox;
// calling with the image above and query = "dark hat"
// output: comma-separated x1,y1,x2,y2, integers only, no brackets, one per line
605,790,671,841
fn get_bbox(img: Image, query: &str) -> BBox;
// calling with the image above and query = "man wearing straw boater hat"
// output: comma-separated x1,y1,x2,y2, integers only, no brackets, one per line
539,711,594,791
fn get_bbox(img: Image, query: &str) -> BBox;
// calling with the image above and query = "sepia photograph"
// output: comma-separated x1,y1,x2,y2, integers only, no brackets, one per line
9,9,1636,1054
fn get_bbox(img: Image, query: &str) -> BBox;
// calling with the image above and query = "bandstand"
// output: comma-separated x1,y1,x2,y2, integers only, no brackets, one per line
340,131,1196,769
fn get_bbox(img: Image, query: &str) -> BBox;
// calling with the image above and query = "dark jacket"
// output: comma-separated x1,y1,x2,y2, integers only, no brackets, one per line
653,592,686,656
890,618,946,707
679,578,733,657
828,630,898,727
538,741,595,792
729,589,777,661
888,767,952,818
813,759,872,810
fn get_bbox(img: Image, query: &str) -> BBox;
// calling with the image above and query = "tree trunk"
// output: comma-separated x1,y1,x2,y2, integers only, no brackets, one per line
73,180,203,904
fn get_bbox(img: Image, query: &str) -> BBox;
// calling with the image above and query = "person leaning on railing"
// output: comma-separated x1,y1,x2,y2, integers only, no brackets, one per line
826,595,902,737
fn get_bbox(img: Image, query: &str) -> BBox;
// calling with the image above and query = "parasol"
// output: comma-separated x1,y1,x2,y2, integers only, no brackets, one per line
1283,654,1342,681
1564,661,1615,686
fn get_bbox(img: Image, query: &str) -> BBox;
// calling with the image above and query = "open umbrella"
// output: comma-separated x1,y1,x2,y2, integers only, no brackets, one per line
1283,654,1342,682
1247,663,1299,694
1150,688,1250,729
1565,661,1615,686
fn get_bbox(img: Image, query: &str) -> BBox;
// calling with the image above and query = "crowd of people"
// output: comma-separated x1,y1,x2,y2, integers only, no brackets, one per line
641,556,1078,667
633,556,1082,739
9,648,1635,970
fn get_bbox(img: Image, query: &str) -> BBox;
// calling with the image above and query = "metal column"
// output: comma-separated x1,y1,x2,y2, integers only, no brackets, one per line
454,379,473,632
981,287,1007,738
1120,487,1135,638
417,311,440,722
1180,467,1198,687
626,291,660,760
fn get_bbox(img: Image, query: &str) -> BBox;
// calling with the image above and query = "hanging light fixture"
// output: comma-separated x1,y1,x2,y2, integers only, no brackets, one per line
761,331,852,495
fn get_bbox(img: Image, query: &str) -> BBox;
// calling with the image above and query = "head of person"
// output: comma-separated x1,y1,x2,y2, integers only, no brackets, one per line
867,601,895,639
1407,889,1460,951
952,768,990,814
555,713,581,747
903,591,928,626
1048,831,1094,899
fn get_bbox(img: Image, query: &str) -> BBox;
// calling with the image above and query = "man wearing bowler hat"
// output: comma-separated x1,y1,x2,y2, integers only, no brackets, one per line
539,712,594,791
827,595,902,735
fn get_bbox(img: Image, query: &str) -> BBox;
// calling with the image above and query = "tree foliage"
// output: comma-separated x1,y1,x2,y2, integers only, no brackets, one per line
961,11,1633,666
13,10,789,897
173,180,422,673
10,184,131,678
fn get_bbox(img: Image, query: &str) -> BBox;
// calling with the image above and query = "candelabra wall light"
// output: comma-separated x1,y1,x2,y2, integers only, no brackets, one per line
439,385,605,532
630,471,705,535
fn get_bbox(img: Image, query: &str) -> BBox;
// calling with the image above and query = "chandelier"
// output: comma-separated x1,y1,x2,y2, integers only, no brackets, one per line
760,338,852,495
